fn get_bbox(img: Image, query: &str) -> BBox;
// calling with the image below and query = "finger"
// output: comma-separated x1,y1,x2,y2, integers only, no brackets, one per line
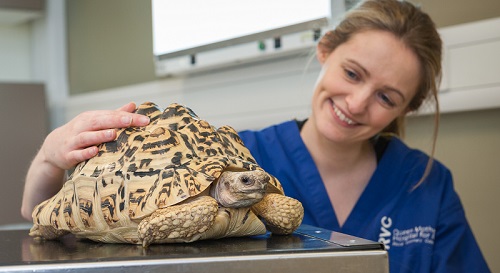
73,129,116,149
66,146,99,167
80,112,150,132
115,113,150,127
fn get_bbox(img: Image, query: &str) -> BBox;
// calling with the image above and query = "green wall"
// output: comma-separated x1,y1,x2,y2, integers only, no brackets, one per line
66,0,155,94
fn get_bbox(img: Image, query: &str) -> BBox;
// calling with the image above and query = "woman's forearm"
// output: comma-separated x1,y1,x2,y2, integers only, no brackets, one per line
21,149,65,220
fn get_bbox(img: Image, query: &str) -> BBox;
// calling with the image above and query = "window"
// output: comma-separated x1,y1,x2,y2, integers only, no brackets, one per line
152,0,335,76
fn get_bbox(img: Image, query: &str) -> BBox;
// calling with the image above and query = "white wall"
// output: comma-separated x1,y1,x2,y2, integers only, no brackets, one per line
437,17,500,113
67,54,321,131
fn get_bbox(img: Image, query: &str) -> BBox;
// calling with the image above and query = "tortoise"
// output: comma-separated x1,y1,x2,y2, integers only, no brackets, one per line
30,102,304,247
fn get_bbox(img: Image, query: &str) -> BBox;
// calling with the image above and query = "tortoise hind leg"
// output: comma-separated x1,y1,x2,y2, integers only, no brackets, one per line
137,196,219,247
252,193,304,235
29,224,69,240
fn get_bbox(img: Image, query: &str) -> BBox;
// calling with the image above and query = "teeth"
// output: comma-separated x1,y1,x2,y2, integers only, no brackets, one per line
333,105,355,125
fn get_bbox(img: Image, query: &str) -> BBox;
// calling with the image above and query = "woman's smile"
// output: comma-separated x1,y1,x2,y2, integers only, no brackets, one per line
330,100,357,126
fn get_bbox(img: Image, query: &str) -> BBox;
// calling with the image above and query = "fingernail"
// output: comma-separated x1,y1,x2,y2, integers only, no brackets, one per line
89,146,98,157
121,116,132,125
105,130,114,138
139,116,150,124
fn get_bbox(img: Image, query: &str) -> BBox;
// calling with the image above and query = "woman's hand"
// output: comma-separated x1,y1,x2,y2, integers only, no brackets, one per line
41,102,150,170
21,102,150,220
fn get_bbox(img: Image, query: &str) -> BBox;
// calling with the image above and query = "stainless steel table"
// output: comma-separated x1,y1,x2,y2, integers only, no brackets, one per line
0,225,388,273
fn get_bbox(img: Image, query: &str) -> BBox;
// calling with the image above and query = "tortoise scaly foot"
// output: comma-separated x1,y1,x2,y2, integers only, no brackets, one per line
252,193,304,235
138,196,219,247
29,224,69,240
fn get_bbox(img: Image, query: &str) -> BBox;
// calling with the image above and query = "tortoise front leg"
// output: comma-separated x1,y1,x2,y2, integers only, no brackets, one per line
252,193,304,235
137,196,219,247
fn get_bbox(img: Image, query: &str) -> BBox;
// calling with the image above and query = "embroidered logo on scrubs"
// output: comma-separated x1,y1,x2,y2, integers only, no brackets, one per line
378,216,436,250
392,226,435,247
378,216,393,249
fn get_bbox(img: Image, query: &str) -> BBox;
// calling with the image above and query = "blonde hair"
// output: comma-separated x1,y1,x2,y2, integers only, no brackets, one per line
319,0,442,186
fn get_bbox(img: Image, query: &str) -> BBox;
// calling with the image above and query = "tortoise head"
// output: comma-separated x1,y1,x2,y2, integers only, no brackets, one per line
210,167,269,208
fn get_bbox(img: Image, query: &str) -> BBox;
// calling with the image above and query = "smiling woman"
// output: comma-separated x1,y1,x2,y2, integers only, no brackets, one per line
302,22,438,204
238,0,490,272
311,30,422,145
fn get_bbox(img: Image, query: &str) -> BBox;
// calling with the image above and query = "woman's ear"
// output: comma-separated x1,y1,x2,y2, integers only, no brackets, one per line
316,44,329,65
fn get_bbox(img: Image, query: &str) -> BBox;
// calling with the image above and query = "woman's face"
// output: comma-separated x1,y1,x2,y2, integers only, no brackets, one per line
310,30,421,144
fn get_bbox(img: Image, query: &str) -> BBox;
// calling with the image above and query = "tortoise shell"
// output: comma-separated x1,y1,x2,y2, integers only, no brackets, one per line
31,102,285,240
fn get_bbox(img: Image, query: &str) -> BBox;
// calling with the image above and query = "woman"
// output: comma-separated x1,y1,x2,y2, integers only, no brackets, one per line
21,0,489,272
238,0,489,272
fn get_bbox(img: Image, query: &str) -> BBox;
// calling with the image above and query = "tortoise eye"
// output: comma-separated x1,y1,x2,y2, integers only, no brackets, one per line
240,175,252,185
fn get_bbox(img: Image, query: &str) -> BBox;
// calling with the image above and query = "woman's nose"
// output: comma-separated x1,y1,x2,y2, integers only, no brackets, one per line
345,89,371,114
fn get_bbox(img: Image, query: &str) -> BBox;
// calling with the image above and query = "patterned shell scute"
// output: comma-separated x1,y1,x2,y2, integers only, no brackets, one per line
62,102,283,226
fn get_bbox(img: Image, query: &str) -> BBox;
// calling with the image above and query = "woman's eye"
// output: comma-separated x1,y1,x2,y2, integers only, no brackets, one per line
345,69,359,81
377,92,396,107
